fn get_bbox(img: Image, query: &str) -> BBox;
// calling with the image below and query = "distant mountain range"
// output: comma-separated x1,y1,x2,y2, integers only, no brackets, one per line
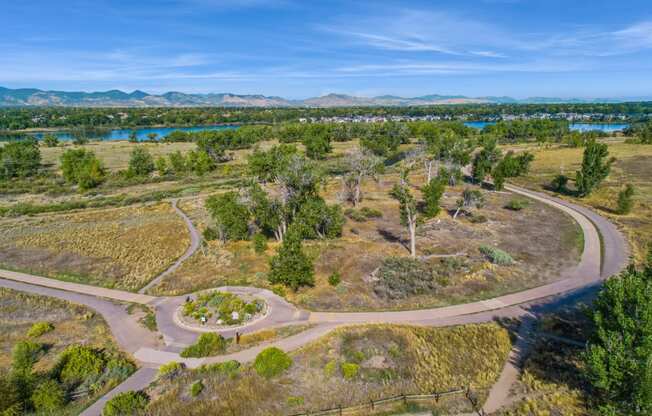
0,86,646,108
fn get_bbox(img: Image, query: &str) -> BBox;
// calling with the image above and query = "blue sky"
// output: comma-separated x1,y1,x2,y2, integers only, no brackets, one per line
2,0,652,98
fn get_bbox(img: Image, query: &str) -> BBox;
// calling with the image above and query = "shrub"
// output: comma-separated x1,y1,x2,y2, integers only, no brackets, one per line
468,214,487,224
27,322,54,338
253,347,292,378
252,233,268,254
202,227,218,241
505,199,528,211
271,285,286,297
344,208,367,222
43,134,59,147
60,148,106,190
103,391,148,416
180,333,227,358
158,362,184,380
57,345,105,386
324,360,338,377
479,245,514,265
0,139,41,179
31,380,65,413
127,147,155,177
360,207,383,218
190,380,204,397
197,360,240,376
617,184,635,215
287,396,305,406
373,257,440,300
341,362,360,380
11,341,42,372
550,174,569,193
328,272,341,287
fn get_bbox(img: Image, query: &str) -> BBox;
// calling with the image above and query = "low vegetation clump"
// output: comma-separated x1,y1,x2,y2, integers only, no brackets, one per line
103,390,149,416
180,333,228,358
182,291,264,326
190,380,204,397
254,347,292,379
158,361,185,379
26,321,54,338
479,245,514,265
505,199,529,211
616,184,635,215
344,207,383,222
373,257,444,300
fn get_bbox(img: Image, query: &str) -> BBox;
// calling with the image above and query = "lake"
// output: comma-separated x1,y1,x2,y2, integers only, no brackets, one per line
29,125,237,141
27,121,630,141
463,121,630,133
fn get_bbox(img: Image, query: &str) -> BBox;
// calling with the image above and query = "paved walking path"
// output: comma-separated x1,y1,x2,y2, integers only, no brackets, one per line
0,182,629,415
138,199,201,294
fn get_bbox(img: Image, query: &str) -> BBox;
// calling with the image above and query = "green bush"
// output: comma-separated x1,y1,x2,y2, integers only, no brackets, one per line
341,362,360,380
505,199,528,211
479,245,514,265
287,396,305,406
617,184,635,215
197,360,240,376
57,345,105,386
127,147,155,177
550,174,569,193
202,227,218,241
180,333,228,358
359,207,383,218
344,208,367,222
157,362,184,380
31,379,65,413
268,231,314,291
252,233,268,254
103,391,148,416
60,148,106,191
328,272,341,287
324,360,338,377
27,322,54,338
253,347,292,378
11,341,43,372
0,139,41,179
190,380,204,397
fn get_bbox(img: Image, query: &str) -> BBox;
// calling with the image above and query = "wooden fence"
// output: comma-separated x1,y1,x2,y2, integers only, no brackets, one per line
288,387,487,416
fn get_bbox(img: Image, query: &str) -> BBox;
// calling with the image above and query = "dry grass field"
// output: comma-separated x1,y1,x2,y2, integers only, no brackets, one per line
144,323,512,416
510,141,652,262
0,202,189,290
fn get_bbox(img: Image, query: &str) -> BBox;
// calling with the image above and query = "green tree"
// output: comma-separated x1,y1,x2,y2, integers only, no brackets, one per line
341,148,382,206
471,138,502,183
128,131,138,143
584,251,652,414
390,183,418,257
268,229,314,290
127,147,155,176
155,156,168,175
422,177,446,218
617,184,635,215
0,139,41,179
187,150,216,176
247,144,297,182
31,380,65,413
103,391,149,416
146,132,158,142
302,125,332,160
168,151,187,174
42,134,59,147
60,148,106,191
454,188,485,220
293,197,344,239
576,139,615,197
205,192,250,242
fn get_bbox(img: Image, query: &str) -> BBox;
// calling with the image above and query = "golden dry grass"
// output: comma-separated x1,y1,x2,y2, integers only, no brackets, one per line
0,202,189,290
145,323,512,416
510,141,652,262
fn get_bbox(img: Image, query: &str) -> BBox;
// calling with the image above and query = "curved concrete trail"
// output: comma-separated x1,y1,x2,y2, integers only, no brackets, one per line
138,199,201,294
0,183,629,416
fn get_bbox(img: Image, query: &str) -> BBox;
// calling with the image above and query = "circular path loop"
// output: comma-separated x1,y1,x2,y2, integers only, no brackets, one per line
0,184,629,416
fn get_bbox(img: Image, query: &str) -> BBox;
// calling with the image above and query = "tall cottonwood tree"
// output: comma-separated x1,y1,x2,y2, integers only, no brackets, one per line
341,148,382,206
390,183,419,258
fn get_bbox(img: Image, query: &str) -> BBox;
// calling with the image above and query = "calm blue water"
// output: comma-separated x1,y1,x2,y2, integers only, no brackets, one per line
464,121,629,133
29,125,237,141
27,121,629,141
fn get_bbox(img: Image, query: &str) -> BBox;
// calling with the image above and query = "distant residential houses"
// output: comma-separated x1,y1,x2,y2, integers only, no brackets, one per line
308,112,631,124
